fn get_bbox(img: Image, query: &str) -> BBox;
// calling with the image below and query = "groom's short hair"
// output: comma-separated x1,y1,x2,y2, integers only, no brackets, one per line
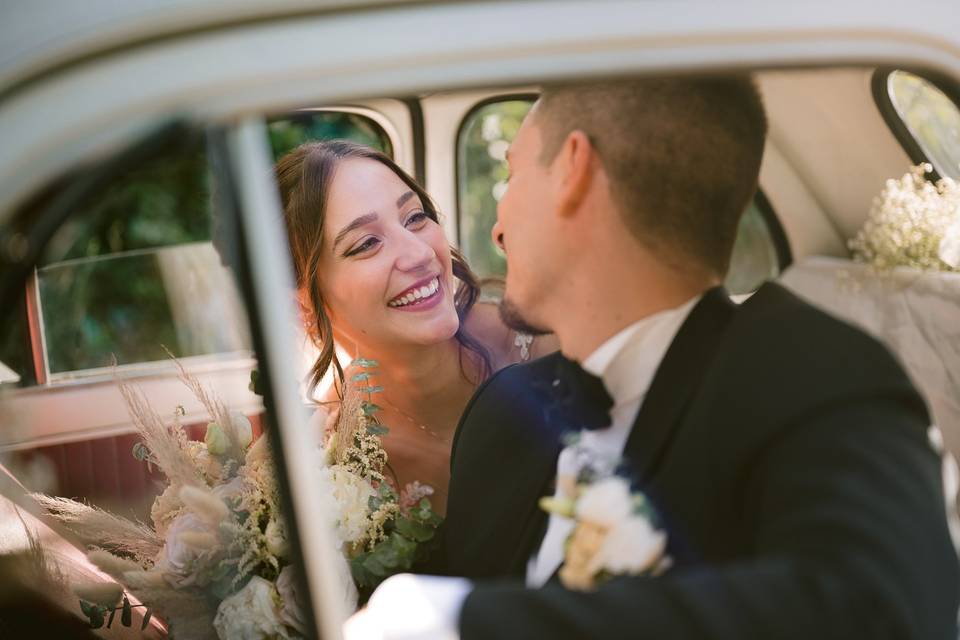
535,75,767,277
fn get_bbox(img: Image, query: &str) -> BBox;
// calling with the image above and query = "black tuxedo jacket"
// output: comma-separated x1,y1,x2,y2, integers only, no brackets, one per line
442,284,959,639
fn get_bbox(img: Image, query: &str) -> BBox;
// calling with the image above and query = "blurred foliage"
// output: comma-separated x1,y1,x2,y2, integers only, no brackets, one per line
267,111,392,160
29,111,390,378
40,252,179,372
890,71,960,179
457,99,532,278
41,145,211,265
0,299,29,385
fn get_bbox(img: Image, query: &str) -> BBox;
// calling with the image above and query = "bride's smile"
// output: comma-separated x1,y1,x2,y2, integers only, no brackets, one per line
387,275,442,310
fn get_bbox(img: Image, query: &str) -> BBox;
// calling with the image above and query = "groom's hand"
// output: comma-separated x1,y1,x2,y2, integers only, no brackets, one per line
342,574,471,640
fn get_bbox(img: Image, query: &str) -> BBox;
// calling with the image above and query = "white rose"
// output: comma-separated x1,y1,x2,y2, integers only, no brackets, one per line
575,477,634,527
593,516,667,576
213,576,289,640
229,411,254,449
158,513,217,587
322,465,375,545
212,476,245,506
275,565,307,634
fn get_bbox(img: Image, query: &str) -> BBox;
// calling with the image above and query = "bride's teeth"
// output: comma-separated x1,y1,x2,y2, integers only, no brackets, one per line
390,278,441,308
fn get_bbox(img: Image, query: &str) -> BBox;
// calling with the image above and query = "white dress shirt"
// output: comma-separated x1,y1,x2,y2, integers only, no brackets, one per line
526,296,699,587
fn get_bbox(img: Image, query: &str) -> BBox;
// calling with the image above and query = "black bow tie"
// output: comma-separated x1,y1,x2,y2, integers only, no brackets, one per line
551,356,614,431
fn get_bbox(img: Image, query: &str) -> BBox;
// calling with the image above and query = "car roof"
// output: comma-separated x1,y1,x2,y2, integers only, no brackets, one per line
0,0,409,92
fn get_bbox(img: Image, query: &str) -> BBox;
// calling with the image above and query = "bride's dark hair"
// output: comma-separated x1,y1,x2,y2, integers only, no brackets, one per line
274,139,492,397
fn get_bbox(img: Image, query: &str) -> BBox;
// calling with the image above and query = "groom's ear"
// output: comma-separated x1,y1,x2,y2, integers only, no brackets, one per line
554,130,597,219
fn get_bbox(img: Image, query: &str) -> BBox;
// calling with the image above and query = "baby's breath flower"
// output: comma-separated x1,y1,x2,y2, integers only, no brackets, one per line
850,164,960,273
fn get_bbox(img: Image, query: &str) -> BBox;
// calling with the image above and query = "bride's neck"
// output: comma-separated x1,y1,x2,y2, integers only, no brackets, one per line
352,337,472,409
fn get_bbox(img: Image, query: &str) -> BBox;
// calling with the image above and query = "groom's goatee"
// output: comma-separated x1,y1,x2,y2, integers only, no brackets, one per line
499,298,550,336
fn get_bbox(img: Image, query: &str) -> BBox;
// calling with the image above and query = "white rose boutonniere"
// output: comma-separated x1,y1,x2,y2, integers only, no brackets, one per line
541,476,670,591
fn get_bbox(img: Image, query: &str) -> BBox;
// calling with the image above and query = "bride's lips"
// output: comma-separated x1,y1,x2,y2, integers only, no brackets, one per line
387,275,443,312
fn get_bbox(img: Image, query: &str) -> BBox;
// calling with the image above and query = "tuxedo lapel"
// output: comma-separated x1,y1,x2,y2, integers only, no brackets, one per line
493,354,568,575
622,287,735,484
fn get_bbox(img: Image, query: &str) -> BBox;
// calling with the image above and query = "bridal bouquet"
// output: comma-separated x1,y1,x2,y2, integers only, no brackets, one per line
318,359,443,602
34,358,441,639
849,163,960,272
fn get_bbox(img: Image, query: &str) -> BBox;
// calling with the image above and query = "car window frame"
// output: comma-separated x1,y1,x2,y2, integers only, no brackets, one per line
871,67,960,181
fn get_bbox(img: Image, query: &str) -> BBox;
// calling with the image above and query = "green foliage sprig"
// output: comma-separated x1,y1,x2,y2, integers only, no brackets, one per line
79,594,152,631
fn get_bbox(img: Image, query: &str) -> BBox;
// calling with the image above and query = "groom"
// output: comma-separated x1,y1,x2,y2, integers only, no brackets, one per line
345,77,959,638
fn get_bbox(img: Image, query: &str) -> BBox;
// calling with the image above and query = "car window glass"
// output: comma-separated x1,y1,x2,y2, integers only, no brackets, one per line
267,110,393,161
888,70,960,179
457,98,533,279
456,97,787,293
35,141,251,378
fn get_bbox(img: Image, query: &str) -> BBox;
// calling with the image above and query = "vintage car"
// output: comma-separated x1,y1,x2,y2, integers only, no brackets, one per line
0,1,958,637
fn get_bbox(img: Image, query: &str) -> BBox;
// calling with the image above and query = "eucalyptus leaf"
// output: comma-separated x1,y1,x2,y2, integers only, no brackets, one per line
89,607,105,629
79,599,93,617
121,596,132,627
366,424,389,436
362,554,387,576
361,385,384,394
107,606,116,628
141,610,153,630
361,402,381,416
354,358,379,368
395,517,435,542
351,372,371,382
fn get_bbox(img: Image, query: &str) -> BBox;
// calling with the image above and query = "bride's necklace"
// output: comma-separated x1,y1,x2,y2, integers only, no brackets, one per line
378,396,453,446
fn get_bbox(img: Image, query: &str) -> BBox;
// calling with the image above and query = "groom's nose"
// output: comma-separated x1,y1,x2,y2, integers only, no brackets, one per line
491,220,505,252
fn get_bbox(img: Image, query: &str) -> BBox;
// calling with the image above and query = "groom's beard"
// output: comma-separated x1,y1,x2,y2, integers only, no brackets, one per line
499,298,550,336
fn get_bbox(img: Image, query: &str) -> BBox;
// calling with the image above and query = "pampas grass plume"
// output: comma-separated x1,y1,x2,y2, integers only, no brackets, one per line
179,485,229,525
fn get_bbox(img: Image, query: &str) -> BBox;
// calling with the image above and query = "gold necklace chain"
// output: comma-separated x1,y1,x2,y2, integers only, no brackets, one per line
378,396,452,445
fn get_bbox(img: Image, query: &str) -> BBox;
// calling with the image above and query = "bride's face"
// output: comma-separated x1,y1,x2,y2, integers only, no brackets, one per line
315,158,459,352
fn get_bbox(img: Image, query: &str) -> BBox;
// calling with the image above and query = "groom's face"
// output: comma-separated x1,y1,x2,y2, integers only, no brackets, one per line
493,107,558,334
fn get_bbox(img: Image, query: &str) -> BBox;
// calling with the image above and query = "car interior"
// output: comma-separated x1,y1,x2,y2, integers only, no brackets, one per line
1,56,959,636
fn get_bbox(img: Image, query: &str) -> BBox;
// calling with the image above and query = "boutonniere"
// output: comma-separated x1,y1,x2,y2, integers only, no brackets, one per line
540,475,671,591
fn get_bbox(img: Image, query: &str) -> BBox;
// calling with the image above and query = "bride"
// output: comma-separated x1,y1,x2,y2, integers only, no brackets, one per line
274,140,553,514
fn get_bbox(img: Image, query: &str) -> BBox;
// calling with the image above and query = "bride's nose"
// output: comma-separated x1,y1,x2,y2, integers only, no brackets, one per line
394,230,434,272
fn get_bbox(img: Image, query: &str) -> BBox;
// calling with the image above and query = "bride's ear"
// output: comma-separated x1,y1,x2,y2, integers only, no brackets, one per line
295,287,317,334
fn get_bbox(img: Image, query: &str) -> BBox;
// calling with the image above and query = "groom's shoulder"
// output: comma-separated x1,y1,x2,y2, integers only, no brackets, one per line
451,350,562,458
472,350,562,408
722,282,921,401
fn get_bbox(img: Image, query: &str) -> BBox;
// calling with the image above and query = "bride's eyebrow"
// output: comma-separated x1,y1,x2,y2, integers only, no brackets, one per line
332,212,378,250
396,190,415,208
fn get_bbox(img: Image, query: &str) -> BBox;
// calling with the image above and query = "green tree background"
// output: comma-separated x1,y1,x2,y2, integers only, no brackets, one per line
23,113,391,376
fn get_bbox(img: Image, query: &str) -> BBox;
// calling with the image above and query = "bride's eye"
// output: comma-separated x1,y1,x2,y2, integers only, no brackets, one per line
405,211,430,229
344,236,380,257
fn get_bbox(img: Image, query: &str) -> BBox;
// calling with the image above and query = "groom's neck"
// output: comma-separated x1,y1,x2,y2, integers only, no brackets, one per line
551,252,716,363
